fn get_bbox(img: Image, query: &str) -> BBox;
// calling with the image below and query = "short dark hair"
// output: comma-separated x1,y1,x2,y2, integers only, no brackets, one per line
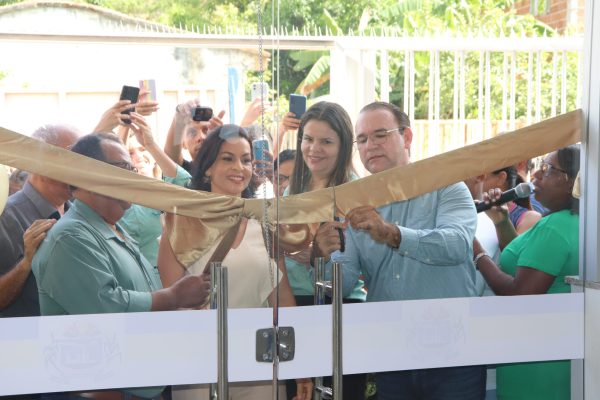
69,133,123,191
274,149,295,173
556,144,581,214
359,101,411,128
71,133,123,163
190,124,257,199
289,101,355,195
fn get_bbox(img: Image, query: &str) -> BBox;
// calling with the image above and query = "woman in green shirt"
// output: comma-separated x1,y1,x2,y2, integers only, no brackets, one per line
473,144,580,400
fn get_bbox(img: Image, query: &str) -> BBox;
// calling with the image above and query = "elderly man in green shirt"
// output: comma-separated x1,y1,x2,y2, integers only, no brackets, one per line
32,132,211,400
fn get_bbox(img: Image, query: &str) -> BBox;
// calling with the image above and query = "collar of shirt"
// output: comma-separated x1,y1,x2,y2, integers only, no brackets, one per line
22,181,58,219
69,199,133,243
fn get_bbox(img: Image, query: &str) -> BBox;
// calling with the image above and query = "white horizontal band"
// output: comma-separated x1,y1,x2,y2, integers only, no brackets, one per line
0,293,583,395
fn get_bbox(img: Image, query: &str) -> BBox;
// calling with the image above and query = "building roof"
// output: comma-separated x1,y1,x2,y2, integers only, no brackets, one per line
0,0,183,34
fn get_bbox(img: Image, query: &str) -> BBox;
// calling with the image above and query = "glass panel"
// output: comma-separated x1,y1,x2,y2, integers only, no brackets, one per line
0,0,589,399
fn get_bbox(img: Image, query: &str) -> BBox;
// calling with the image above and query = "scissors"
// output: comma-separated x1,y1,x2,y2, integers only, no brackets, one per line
332,185,345,253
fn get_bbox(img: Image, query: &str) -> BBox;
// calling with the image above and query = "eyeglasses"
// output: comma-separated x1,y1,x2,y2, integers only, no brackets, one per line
354,127,404,146
539,161,568,178
108,161,138,174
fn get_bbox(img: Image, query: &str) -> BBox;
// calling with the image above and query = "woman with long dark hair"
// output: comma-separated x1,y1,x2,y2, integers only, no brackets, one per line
282,101,367,399
129,118,311,400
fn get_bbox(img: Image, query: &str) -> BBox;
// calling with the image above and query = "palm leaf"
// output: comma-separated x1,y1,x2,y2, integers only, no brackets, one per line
296,55,331,95
322,9,343,35
289,51,326,71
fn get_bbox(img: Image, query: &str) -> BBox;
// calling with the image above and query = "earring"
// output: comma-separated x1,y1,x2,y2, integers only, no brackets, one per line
202,175,211,183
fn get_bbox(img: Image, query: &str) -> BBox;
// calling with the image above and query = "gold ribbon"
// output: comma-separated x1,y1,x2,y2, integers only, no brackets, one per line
0,109,582,263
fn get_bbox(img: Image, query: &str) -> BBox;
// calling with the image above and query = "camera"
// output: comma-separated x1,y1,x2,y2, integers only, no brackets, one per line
192,106,213,122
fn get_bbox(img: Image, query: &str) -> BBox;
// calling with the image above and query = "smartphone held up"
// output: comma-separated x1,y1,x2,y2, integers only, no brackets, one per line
252,138,270,168
251,82,269,101
119,85,140,124
193,106,213,122
289,94,307,119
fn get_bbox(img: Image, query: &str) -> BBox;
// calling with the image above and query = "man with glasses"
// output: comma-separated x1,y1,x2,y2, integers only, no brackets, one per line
31,132,211,400
0,124,81,320
314,102,485,400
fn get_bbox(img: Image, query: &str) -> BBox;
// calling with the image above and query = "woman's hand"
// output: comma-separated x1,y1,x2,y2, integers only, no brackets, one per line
93,100,135,133
482,188,510,225
279,112,301,134
128,113,156,148
240,99,271,127
135,90,159,116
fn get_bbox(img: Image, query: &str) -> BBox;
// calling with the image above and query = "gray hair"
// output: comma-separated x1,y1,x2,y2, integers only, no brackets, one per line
31,124,80,147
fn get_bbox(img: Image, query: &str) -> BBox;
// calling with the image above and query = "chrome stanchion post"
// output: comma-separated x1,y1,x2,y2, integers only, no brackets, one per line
217,265,229,400
332,262,343,400
209,262,228,400
209,262,219,400
314,257,333,400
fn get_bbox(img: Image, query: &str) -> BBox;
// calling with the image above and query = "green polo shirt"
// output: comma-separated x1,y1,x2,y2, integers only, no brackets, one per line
32,200,164,398
32,199,162,316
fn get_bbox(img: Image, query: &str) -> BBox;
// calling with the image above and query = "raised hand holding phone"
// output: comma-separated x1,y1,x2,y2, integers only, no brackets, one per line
289,94,307,119
139,79,157,102
251,82,269,101
252,138,270,166
119,85,140,124
136,79,159,116
252,138,273,183
192,106,213,122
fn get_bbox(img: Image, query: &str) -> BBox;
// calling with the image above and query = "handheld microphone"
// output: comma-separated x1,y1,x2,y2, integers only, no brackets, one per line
475,182,534,213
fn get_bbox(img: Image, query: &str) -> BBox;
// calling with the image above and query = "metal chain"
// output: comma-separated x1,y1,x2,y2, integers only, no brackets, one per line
256,0,275,293
256,2,281,399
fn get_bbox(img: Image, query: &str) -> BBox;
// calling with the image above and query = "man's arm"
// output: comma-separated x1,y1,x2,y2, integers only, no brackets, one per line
310,220,366,298
397,183,476,265
0,219,55,309
323,224,363,299
345,183,476,266
151,273,211,311
36,229,212,314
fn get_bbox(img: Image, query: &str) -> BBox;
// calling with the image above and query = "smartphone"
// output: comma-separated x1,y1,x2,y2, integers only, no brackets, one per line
251,82,269,101
119,85,140,124
252,139,270,166
139,79,157,102
289,94,307,119
193,106,213,122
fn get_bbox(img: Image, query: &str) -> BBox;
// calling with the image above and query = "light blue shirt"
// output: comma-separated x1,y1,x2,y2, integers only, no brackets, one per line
120,166,192,266
331,182,478,302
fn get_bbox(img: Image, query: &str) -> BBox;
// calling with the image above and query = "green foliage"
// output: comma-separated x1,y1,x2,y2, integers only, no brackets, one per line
1,0,578,120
